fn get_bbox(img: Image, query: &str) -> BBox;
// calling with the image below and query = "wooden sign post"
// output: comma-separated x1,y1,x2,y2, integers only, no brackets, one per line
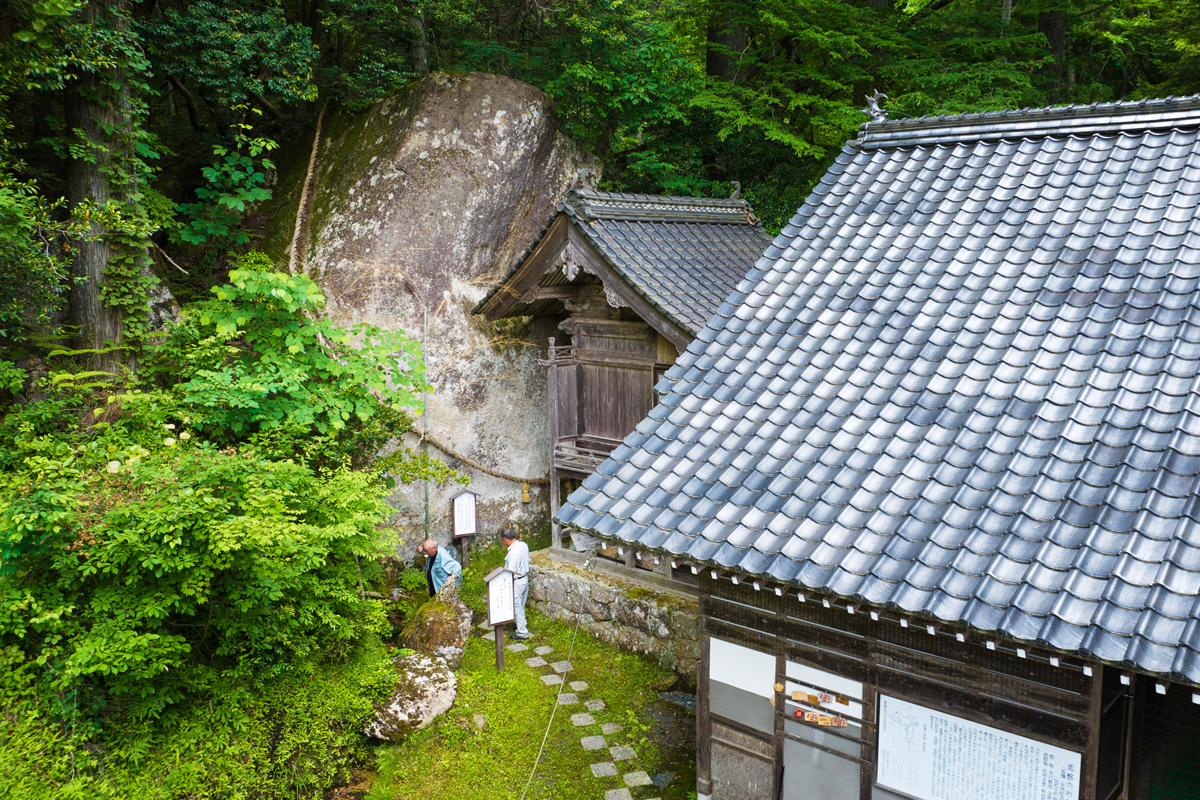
484,566,515,672
450,488,478,568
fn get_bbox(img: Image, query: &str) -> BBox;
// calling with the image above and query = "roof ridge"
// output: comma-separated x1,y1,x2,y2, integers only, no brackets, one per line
858,94,1200,150
565,188,761,225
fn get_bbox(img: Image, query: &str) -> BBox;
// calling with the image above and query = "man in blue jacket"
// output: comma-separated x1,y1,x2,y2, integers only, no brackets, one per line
418,539,462,596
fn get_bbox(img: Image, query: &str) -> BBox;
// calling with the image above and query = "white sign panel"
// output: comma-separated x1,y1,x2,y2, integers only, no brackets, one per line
485,569,514,626
453,491,477,537
877,695,1081,800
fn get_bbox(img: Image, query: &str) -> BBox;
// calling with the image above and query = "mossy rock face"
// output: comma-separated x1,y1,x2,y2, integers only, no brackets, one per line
401,583,473,670
363,653,458,743
263,71,597,550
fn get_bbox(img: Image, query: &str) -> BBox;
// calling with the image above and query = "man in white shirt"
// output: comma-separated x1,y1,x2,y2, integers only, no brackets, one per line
502,528,531,640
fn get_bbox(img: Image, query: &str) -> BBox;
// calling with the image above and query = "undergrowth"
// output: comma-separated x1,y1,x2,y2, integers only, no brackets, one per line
1,640,395,799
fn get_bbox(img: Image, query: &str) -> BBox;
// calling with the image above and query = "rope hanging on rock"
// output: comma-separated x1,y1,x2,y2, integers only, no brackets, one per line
287,102,328,275
421,432,551,486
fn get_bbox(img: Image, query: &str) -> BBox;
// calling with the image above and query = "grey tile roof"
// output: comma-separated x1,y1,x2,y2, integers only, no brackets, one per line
473,189,771,336
556,96,1200,683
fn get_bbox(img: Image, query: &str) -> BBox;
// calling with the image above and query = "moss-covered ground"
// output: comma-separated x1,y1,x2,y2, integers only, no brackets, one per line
366,541,697,800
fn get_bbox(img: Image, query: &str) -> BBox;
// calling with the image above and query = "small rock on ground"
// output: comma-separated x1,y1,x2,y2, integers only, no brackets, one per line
534,645,554,655
580,735,607,751
623,771,652,787
590,762,618,778
601,722,623,735
585,699,607,712
569,681,589,691
570,713,596,727
525,656,548,667
604,789,633,800
540,674,563,685
610,745,636,761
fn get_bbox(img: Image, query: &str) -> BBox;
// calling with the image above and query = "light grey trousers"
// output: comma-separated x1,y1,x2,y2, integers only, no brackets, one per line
514,576,529,636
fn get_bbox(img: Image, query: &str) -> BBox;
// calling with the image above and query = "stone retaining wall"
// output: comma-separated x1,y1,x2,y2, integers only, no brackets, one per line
527,551,700,687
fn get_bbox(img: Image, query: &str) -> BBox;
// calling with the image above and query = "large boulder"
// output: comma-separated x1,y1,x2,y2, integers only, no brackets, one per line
364,653,458,742
400,582,473,670
263,72,598,548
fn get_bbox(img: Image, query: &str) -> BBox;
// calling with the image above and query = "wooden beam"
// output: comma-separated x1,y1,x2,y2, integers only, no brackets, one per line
477,214,569,321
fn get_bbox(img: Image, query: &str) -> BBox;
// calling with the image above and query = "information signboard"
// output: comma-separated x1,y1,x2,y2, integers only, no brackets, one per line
451,489,477,538
877,695,1081,800
484,567,515,627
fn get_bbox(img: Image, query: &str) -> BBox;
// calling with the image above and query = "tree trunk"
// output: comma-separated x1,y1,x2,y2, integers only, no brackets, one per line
411,13,429,75
65,0,142,372
1039,10,1067,101
706,4,748,81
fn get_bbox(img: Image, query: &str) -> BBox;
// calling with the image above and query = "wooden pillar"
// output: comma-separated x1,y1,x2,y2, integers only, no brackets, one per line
697,596,713,800
548,338,561,550
774,651,786,798
1082,664,1103,800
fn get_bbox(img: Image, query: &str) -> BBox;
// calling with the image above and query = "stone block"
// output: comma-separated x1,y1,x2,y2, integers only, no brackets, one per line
623,771,652,787
610,745,636,761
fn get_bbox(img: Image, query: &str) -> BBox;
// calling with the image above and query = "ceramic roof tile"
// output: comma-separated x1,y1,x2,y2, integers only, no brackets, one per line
557,96,1200,683
473,189,770,336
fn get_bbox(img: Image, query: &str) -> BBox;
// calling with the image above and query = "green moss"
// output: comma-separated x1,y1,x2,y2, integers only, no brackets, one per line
368,544,696,799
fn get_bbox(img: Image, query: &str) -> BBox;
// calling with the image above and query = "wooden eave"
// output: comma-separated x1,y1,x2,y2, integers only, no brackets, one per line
477,214,693,351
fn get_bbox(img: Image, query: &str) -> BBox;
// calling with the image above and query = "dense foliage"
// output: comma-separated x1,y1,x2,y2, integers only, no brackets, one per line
0,258,456,796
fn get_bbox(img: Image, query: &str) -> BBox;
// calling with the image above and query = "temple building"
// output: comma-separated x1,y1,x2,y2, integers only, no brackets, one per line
557,96,1200,800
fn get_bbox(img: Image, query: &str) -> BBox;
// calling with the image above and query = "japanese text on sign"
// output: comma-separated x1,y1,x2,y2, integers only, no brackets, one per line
877,695,1080,800
485,568,515,627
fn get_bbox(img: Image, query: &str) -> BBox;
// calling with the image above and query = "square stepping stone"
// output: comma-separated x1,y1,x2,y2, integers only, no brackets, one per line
601,722,623,735
623,771,652,787
570,713,596,727
525,656,548,668
550,660,573,674
534,645,554,655
590,762,618,778
507,642,529,653
570,680,589,691
540,674,563,686
605,790,633,800
580,735,607,751
610,745,636,761
556,693,579,705
585,699,607,712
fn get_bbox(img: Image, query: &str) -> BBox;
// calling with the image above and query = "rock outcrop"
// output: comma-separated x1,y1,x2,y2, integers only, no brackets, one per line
400,582,473,670
263,72,598,550
364,653,458,742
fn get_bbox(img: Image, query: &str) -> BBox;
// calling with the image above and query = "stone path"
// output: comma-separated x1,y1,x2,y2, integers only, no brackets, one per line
500,635,664,799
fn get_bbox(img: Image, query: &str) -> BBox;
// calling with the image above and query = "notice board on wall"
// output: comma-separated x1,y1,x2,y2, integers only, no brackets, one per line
876,695,1081,800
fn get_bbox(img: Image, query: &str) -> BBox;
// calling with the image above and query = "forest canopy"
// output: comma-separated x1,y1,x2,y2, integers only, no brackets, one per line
1,0,1198,365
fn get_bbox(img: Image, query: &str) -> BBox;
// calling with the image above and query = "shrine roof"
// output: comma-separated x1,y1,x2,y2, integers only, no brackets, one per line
472,188,771,339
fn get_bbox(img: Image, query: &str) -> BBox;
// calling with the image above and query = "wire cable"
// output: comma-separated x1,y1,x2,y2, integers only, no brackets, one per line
519,553,595,799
